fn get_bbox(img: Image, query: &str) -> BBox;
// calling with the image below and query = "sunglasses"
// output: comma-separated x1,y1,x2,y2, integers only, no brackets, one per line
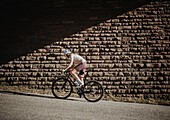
65,54,69,57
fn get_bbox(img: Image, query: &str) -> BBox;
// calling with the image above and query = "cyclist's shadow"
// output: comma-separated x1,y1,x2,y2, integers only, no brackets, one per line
0,91,86,102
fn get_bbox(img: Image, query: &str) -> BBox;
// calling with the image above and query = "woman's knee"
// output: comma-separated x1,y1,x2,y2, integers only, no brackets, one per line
70,70,73,75
70,69,76,74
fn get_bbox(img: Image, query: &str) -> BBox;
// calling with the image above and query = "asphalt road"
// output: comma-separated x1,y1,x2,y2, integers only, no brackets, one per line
0,91,170,120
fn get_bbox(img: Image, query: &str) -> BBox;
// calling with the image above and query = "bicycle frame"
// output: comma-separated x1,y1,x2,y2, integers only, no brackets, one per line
52,70,104,102
64,72,75,85
63,71,89,87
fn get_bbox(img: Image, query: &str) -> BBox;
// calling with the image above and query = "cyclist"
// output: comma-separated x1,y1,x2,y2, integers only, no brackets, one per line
62,49,87,88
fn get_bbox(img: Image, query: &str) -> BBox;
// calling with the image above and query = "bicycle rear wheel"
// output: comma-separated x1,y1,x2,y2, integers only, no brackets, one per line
83,81,104,102
52,78,73,99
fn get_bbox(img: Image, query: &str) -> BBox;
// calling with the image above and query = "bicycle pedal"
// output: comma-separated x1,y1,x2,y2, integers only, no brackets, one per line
77,92,82,98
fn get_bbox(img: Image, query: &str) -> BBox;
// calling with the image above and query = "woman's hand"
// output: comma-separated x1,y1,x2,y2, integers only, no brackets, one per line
62,69,65,73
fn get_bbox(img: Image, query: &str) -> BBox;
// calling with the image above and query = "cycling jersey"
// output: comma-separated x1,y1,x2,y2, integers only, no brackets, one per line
70,54,87,65
64,53,87,72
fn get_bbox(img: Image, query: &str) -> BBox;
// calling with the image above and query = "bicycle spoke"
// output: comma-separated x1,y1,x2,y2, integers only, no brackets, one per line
83,81,103,102
52,78,72,99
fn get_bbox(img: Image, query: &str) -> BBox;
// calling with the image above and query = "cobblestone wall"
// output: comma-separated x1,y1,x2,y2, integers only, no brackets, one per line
0,1,170,100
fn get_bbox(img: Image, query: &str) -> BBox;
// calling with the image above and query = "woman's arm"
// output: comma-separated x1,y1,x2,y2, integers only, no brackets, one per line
64,61,73,71
63,55,74,72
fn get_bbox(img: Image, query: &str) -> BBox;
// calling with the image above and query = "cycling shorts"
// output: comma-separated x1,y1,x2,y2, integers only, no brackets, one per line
75,62,87,75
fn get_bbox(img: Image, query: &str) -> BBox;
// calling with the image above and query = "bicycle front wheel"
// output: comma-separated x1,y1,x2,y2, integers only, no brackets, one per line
83,81,104,102
52,78,73,99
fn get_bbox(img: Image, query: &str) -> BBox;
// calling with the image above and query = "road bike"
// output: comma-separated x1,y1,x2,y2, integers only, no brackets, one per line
52,70,104,102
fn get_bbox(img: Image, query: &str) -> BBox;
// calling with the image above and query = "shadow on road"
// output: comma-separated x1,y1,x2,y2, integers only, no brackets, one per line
0,91,85,102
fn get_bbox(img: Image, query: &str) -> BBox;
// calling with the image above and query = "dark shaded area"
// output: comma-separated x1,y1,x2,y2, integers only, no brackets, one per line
0,0,153,65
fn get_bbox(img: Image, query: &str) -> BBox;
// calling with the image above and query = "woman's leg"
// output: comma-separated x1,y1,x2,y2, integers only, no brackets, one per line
79,74,84,82
79,69,86,82
70,69,83,84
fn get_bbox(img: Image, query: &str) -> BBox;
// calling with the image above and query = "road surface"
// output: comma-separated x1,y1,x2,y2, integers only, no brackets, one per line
0,91,169,120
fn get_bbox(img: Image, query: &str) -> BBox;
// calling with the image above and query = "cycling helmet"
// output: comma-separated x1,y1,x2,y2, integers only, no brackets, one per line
64,49,71,56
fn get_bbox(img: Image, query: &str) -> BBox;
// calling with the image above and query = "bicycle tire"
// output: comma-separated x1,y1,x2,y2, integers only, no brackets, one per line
52,78,73,99
83,81,104,102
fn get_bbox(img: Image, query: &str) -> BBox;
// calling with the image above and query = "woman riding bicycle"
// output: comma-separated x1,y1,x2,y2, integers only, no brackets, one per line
62,49,87,88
